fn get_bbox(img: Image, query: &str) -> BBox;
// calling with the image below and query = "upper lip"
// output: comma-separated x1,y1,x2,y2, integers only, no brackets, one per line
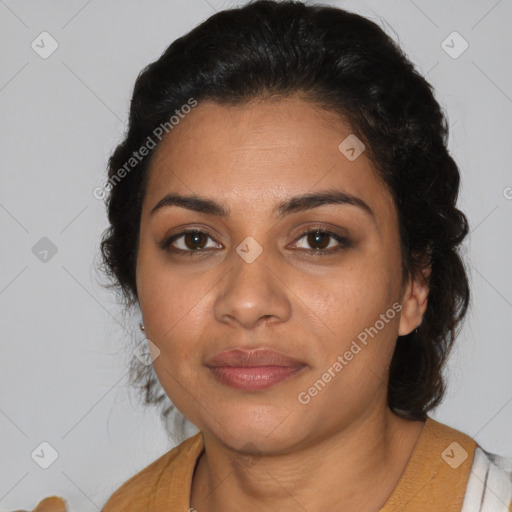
205,348,306,368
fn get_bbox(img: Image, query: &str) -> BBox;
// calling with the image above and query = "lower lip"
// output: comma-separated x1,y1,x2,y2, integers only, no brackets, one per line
207,365,305,391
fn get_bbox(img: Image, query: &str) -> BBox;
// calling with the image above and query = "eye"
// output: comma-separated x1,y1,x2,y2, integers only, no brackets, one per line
160,227,352,257
291,228,352,255
160,229,222,254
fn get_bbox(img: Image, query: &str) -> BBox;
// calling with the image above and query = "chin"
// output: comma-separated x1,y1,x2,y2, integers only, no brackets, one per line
198,403,307,452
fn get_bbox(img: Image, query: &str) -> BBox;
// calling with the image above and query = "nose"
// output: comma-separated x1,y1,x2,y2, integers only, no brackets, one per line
213,246,292,330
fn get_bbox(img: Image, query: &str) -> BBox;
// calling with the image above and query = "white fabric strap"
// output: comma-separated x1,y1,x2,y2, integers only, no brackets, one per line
461,446,512,512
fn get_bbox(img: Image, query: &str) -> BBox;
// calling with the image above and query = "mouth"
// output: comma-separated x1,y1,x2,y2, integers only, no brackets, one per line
205,348,307,391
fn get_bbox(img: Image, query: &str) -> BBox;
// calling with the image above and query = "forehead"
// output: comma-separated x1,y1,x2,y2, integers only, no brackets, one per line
143,96,394,222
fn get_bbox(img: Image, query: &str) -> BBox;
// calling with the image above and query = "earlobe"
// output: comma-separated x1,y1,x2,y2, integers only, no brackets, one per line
398,267,431,336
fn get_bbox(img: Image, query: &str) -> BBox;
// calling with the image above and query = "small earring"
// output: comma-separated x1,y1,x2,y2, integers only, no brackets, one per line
139,322,145,332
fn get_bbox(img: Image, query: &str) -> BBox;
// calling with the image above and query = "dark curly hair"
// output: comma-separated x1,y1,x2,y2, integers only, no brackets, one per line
97,0,470,437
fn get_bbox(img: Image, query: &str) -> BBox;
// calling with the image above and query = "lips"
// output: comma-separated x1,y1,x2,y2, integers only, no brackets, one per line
205,348,307,391
205,348,305,368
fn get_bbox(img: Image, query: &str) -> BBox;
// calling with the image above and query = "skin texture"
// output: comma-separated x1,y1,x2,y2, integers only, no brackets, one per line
135,96,430,511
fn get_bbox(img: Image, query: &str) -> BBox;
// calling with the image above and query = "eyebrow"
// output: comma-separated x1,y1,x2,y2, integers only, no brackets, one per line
150,189,376,222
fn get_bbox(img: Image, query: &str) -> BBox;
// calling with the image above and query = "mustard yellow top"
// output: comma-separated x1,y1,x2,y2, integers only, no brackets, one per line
101,416,477,511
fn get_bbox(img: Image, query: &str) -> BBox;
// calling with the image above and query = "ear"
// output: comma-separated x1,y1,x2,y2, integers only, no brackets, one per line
398,265,431,336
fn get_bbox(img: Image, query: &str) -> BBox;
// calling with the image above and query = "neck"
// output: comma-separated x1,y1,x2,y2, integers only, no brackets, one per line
190,406,426,512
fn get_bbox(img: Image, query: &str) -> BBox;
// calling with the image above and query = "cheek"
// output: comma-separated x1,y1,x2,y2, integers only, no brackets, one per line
300,255,395,329
141,276,206,353
296,255,400,377
138,262,209,418
137,242,192,330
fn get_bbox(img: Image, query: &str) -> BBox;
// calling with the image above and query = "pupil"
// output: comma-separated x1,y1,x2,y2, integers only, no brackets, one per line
186,232,205,250
309,231,328,250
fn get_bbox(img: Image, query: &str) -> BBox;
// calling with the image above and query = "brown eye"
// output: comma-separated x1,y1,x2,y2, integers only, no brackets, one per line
292,229,352,254
160,229,222,254
181,231,209,250
306,231,331,250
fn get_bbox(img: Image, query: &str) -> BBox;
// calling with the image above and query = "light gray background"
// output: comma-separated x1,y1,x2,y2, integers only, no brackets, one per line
1,0,511,510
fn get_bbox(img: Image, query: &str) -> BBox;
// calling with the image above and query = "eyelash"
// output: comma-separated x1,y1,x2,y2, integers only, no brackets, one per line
159,227,352,257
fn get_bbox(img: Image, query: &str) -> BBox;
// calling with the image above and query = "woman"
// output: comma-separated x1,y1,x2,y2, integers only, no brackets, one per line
94,1,512,510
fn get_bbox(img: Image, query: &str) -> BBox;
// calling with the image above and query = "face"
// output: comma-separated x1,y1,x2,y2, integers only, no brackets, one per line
135,96,427,454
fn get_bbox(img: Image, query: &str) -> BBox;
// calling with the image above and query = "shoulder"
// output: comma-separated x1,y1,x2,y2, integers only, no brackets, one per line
414,417,512,510
461,445,512,512
422,415,478,462
101,431,204,511
424,416,476,446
